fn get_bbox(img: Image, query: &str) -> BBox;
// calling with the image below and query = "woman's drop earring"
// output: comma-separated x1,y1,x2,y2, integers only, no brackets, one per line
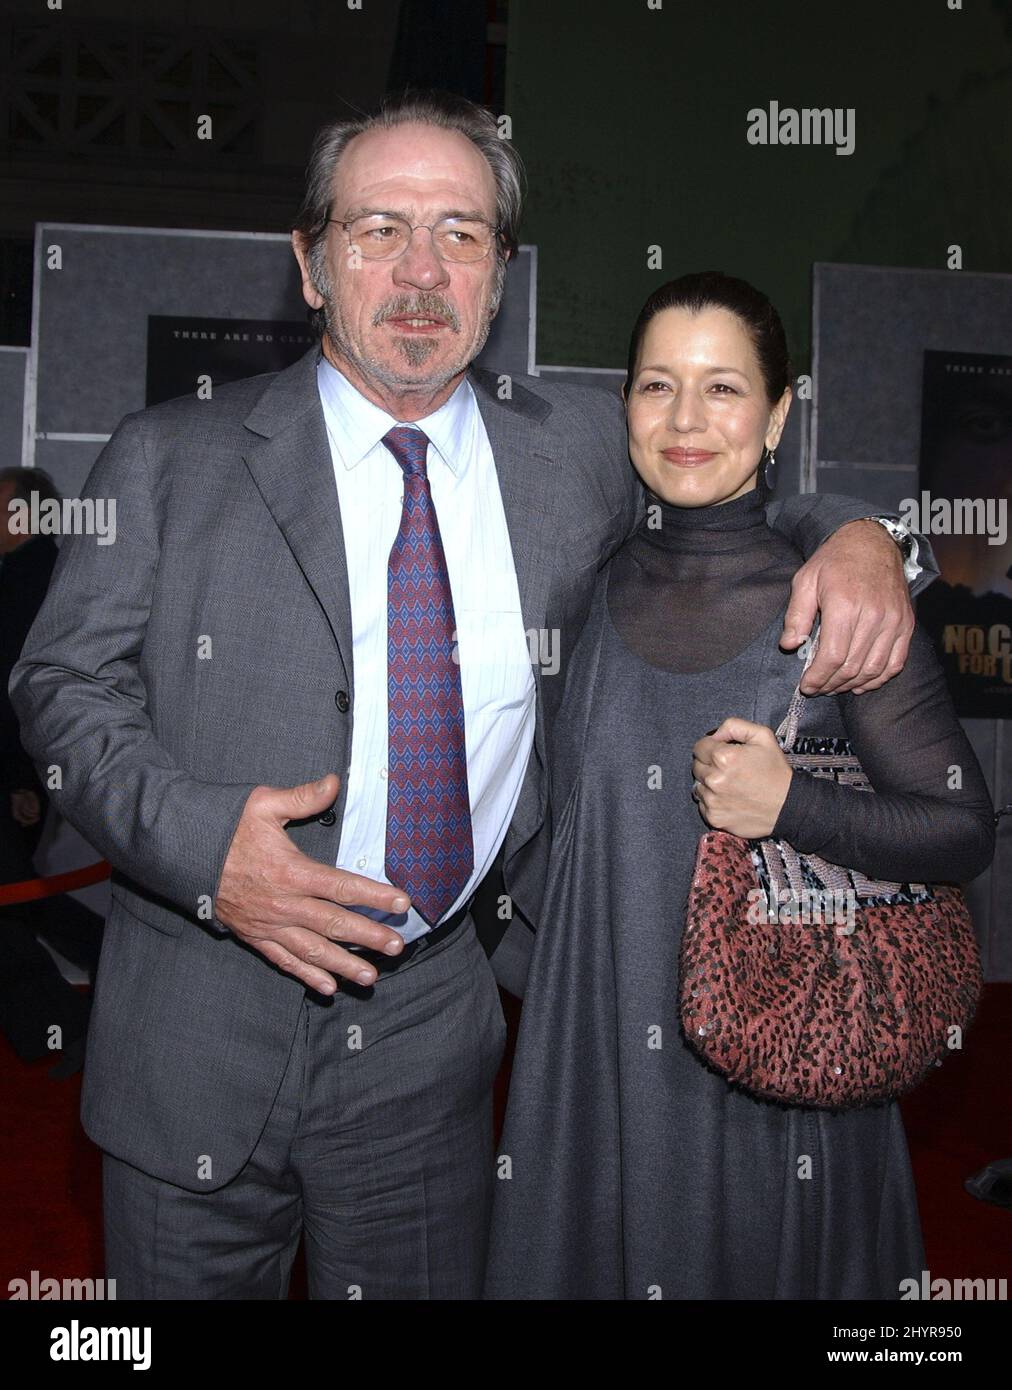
763,447,777,490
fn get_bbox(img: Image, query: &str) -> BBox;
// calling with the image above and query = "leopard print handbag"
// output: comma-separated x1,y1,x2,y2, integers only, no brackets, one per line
679,631,983,1111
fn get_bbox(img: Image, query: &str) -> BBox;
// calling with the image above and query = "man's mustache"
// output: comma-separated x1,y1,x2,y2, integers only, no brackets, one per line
373,296,460,332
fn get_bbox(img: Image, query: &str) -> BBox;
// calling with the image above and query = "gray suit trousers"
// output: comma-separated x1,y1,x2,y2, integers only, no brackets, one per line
102,917,507,1299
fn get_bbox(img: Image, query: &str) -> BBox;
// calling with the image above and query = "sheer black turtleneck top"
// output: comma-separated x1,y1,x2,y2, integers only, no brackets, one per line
605,478,995,885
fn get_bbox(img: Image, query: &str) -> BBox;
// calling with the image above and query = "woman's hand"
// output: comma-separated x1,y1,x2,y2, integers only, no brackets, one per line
691,718,793,839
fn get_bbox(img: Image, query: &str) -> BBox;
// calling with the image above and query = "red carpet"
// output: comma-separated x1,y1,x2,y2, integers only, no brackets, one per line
2,985,1008,1295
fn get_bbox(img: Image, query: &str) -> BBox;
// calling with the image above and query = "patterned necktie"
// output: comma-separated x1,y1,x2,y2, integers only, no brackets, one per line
383,426,473,925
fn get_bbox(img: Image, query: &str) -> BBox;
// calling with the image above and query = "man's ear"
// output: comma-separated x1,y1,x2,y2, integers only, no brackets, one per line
291,230,325,311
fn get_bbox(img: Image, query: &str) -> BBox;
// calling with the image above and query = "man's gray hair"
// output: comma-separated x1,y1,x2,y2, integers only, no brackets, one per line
292,89,525,337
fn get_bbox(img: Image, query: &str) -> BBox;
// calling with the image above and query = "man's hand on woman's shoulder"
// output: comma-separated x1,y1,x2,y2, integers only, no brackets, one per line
780,518,915,696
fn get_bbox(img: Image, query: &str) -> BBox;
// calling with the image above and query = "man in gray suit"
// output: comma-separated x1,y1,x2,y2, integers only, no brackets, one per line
10,91,926,1299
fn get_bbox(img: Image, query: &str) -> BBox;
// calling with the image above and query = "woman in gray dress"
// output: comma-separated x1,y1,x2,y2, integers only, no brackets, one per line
483,272,995,1301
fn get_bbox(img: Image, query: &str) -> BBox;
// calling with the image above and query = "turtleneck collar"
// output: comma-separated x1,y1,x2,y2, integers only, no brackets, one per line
638,473,772,553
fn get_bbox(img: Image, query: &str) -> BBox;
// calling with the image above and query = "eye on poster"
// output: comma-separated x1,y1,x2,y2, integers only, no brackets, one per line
915,350,1012,718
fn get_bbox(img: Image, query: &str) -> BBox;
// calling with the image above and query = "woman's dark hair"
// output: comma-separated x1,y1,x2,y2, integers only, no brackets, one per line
624,271,792,405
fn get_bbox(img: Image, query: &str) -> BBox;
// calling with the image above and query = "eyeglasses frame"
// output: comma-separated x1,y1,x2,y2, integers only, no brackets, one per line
324,211,505,263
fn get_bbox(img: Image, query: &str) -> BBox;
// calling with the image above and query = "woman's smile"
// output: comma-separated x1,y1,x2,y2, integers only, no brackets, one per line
660,447,719,466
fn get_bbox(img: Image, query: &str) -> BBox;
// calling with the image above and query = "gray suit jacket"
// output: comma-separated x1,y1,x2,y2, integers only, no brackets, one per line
8,344,933,1190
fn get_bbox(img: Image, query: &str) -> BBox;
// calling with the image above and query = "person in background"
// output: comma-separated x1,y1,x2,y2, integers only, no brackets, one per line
0,467,58,857
0,466,102,1076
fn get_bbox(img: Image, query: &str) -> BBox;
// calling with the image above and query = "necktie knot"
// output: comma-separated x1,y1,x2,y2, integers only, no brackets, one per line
382,426,430,479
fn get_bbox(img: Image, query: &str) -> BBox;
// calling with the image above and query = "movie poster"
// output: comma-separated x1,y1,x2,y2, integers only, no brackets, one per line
145,316,315,407
915,350,1012,718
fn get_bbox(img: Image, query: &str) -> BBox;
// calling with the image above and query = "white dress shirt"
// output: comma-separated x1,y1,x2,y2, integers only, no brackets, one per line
317,356,536,943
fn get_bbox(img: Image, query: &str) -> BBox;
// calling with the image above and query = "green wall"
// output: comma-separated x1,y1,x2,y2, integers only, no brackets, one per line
505,0,1011,373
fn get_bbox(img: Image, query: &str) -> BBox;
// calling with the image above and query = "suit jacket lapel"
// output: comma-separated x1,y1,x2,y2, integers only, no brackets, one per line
238,351,563,745
468,367,562,774
241,346,354,691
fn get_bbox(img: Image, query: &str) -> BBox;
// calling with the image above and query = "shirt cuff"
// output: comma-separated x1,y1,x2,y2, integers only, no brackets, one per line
903,532,923,586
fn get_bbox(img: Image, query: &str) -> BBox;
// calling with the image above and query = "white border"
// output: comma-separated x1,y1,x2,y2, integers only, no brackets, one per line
37,432,112,442
0,346,31,471
807,264,821,495
24,222,43,469
818,460,915,472
35,223,293,241
535,364,624,377
525,244,538,376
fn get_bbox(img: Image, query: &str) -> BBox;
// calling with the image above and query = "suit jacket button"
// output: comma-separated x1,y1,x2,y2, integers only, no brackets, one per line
319,809,336,826
334,690,350,713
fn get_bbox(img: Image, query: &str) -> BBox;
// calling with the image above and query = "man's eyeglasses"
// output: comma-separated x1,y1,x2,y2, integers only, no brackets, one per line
326,213,500,263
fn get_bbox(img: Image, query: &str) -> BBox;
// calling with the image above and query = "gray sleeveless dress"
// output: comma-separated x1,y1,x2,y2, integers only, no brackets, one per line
484,481,994,1301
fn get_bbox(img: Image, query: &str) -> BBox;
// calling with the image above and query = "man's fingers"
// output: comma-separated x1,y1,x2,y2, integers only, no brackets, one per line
298,864,410,915
798,618,857,694
851,624,912,694
253,774,342,825
805,609,894,695
253,934,375,989
282,924,385,987
255,926,382,990
300,900,406,954
781,569,818,651
847,626,900,694
253,937,344,995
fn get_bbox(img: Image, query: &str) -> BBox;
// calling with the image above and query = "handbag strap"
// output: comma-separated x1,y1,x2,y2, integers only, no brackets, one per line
774,619,821,753
767,621,931,898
